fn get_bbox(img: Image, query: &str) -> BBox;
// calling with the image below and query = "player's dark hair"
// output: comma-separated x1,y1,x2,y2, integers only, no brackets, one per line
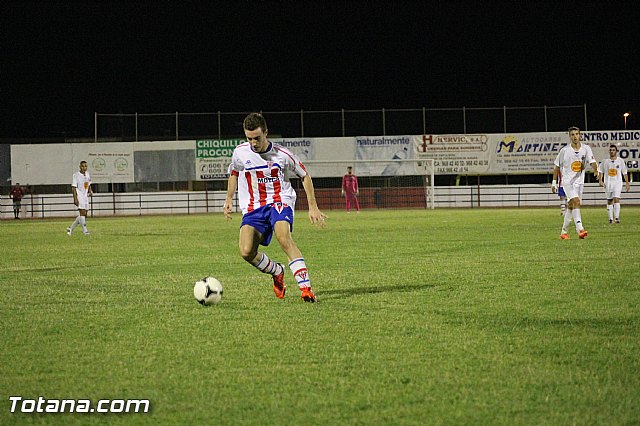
568,126,580,132
243,113,267,132
609,144,618,151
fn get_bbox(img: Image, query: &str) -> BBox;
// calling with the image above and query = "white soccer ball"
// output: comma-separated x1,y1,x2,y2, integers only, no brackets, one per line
194,276,223,306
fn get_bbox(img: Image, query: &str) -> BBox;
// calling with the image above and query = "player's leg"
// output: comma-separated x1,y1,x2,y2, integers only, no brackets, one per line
68,208,82,235
560,186,576,238
238,214,286,298
613,196,621,223
238,224,283,273
568,184,587,238
606,199,614,223
558,188,567,216
353,194,360,212
79,210,90,235
345,195,351,213
273,219,317,302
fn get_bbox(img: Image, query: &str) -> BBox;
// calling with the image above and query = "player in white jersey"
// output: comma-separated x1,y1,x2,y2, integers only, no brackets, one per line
67,161,93,236
598,144,630,223
551,126,599,240
223,113,326,302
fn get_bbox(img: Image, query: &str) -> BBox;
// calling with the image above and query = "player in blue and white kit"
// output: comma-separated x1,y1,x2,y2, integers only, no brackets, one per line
223,113,326,302
598,144,630,223
552,126,600,239
67,161,93,236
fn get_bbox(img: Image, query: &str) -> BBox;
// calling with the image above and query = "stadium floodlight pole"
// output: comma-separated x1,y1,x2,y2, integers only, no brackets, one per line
94,112,97,143
176,112,179,141
624,112,630,130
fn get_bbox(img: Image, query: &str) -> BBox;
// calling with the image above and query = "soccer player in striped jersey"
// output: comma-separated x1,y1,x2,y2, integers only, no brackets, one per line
598,144,630,223
551,126,599,240
223,113,326,302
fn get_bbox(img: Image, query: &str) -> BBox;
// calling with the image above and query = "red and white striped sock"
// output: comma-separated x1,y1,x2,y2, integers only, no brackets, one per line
289,258,310,289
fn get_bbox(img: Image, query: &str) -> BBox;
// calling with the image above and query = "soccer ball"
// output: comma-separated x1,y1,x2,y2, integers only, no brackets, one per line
193,276,223,306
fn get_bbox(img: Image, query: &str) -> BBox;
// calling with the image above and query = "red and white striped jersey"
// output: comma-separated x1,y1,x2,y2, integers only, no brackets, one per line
228,141,308,215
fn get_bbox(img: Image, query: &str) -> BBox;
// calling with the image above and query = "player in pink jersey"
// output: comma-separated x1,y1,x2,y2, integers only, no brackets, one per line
341,166,360,213
223,113,326,302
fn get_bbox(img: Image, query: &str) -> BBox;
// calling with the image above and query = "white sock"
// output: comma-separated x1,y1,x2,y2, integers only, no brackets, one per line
562,210,572,234
614,203,621,220
572,208,584,232
252,253,283,276
607,205,613,221
289,258,310,289
80,216,88,233
70,216,81,231
560,200,566,214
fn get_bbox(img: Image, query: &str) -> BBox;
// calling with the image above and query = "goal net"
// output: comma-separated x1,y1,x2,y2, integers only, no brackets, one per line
294,159,435,210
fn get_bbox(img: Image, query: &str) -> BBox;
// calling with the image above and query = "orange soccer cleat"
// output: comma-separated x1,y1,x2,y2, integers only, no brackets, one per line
272,266,286,299
559,233,570,240
578,229,588,239
300,286,317,303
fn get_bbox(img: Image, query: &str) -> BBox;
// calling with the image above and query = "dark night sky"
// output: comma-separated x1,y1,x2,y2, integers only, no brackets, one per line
1,0,639,138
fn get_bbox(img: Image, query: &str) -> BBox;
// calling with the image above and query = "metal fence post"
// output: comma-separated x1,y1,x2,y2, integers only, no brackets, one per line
584,104,588,130
503,106,507,132
463,106,467,134
382,108,386,136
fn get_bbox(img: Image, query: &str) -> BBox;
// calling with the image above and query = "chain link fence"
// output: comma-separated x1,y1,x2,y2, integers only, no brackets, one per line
95,105,588,142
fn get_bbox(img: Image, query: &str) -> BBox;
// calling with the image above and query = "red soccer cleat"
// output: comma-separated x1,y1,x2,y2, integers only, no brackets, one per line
578,229,588,239
272,266,286,299
559,233,570,240
300,286,317,303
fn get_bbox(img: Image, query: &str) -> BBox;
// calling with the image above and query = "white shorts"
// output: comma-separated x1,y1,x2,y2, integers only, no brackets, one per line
605,183,622,200
562,182,584,201
77,195,89,210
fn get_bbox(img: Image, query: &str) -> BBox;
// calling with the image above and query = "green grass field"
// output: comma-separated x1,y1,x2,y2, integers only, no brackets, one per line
1,208,639,425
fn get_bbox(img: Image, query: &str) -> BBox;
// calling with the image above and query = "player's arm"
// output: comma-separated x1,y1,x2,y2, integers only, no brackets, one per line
597,162,604,186
624,172,631,192
551,165,560,193
301,174,327,227
223,173,238,220
72,186,79,206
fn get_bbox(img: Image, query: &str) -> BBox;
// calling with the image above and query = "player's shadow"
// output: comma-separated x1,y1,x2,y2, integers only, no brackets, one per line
320,283,436,300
